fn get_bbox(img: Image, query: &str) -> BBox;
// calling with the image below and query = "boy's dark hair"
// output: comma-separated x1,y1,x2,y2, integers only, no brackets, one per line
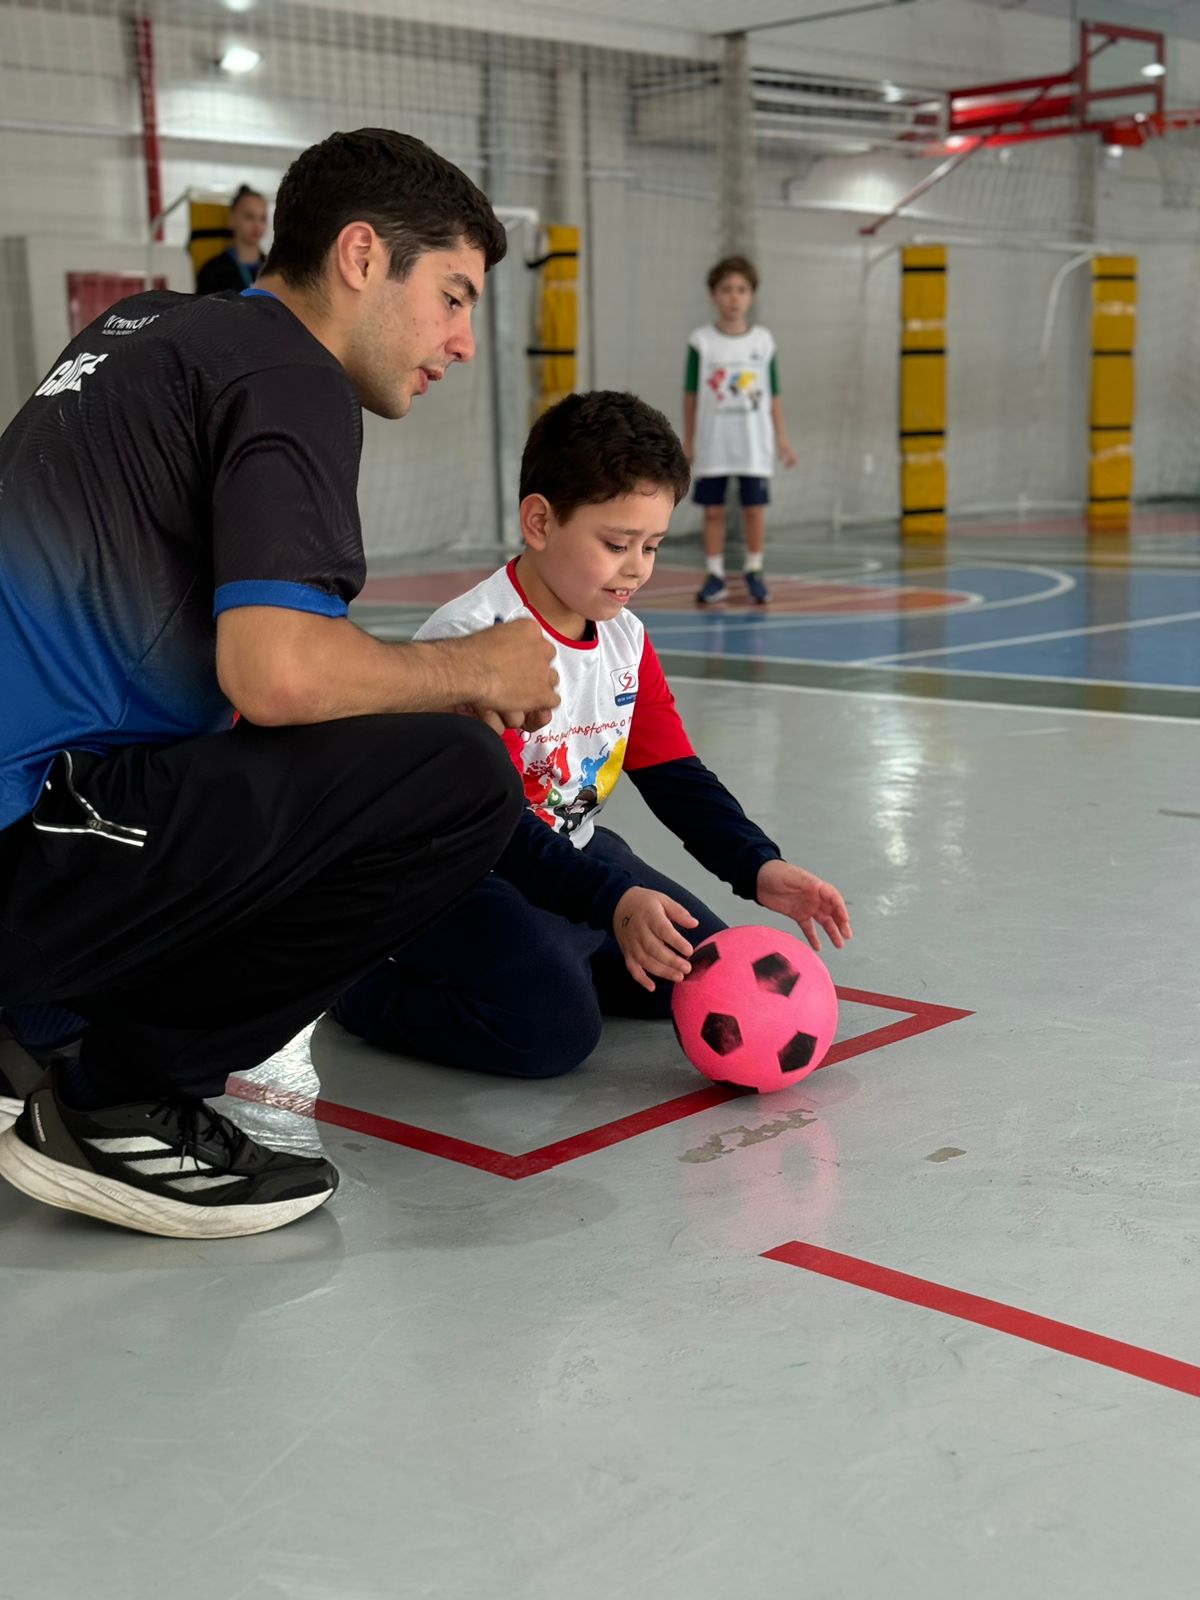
230,184,265,210
707,254,758,293
263,129,507,290
520,391,690,521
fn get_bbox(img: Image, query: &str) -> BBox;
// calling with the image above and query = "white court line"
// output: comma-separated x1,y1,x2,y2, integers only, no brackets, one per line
656,645,1200,696
855,659,1200,695
666,674,1200,727
854,606,1200,666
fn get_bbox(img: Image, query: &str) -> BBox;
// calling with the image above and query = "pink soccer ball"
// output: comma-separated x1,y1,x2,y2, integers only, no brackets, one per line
671,925,839,1093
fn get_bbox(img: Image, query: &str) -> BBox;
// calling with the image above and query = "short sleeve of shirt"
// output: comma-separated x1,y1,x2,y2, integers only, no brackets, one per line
684,343,700,394
769,354,780,396
208,363,366,619
624,636,695,771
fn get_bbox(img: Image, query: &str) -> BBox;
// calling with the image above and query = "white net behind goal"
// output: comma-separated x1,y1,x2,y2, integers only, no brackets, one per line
4,0,1200,557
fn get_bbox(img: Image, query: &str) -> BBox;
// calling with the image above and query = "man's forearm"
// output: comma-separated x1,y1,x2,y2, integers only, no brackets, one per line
216,608,494,724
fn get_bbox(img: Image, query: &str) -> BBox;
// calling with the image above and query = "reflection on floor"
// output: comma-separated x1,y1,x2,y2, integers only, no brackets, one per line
2,520,1198,1599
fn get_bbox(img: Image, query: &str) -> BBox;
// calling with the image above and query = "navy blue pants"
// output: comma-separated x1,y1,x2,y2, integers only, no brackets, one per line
332,827,727,1079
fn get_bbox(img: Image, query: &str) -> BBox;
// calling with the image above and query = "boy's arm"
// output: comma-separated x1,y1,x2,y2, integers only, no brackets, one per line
682,394,697,463
628,757,850,951
682,342,700,462
769,354,797,469
624,638,778,892
626,755,781,899
493,808,636,932
625,639,851,950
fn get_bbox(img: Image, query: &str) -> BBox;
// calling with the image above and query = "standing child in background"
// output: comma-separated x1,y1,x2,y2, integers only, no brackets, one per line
331,391,850,1082
683,254,797,606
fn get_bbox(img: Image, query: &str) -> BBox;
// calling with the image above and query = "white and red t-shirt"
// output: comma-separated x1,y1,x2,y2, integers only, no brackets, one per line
414,560,693,850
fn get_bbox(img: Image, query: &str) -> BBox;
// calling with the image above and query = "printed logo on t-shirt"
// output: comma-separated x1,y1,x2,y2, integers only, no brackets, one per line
611,665,638,706
34,353,107,398
704,364,765,414
101,312,160,337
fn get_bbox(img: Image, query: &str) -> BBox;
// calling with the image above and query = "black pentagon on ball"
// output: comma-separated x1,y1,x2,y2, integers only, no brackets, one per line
700,1012,743,1057
752,951,800,997
684,940,722,980
778,1031,818,1073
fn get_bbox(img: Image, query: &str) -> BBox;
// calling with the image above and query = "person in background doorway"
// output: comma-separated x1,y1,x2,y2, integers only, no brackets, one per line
195,185,269,294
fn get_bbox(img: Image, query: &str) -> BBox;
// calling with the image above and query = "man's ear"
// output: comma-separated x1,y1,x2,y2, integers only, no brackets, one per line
332,222,379,291
519,493,553,551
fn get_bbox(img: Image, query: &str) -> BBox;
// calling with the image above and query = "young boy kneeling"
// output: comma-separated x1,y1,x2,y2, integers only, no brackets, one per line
332,392,850,1078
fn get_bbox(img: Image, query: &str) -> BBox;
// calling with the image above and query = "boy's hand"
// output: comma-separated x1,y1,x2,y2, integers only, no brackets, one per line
755,860,851,952
779,440,798,470
614,887,699,993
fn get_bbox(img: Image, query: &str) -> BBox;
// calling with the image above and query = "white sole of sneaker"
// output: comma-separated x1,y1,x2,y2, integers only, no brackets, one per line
0,1097,21,1135
0,1129,334,1238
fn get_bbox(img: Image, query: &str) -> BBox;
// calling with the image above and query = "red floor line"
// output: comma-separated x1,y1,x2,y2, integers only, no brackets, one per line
226,988,973,1177
763,1241,1200,1400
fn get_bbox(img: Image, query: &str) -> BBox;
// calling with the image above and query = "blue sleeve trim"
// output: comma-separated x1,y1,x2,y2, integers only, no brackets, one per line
213,580,348,619
240,287,279,300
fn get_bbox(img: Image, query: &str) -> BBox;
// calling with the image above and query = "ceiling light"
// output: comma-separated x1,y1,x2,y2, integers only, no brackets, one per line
1106,144,1123,157
219,44,261,74
1141,61,1166,79
882,82,904,104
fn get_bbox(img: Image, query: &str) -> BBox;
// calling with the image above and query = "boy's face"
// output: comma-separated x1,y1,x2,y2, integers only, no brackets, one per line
524,485,675,622
711,272,754,324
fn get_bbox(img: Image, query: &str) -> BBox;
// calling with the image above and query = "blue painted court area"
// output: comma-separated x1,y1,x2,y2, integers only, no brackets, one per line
637,563,1200,691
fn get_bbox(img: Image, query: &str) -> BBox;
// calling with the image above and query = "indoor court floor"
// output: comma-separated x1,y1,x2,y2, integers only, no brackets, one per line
2,518,1198,1599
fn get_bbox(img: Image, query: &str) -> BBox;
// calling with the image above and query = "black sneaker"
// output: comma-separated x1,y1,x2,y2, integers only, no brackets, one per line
0,1026,47,1132
0,1071,338,1238
695,573,729,605
744,570,771,605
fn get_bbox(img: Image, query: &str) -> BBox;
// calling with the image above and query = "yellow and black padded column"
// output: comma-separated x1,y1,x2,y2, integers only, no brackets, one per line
899,244,947,540
527,224,578,419
187,200,232,280
1089,255,1137,534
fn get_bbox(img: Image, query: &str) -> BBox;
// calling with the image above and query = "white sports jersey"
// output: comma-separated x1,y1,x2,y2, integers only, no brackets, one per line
415,560,693,850
686,323,778,478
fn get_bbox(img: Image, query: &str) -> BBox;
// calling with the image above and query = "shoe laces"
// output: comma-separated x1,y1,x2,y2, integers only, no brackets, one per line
148,1098,248,1172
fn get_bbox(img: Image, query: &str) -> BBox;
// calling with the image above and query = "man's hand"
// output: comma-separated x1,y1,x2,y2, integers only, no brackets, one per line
470,618,559,715
614,887,699,993
755,859,851,952
450,619,559,732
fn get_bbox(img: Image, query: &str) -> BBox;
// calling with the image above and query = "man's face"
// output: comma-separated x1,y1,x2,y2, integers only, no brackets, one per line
343,238,486,419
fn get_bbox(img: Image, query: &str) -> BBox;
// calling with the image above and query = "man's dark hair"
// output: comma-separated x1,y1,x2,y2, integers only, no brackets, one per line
263,129,507,289
520,392,690,521
707,254,758,293
230,184,265,210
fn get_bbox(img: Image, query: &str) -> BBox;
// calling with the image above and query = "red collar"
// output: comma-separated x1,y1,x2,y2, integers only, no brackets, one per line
506,559,597,650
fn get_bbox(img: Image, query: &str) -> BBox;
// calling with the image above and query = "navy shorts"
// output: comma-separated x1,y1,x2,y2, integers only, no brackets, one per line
692,474,770,508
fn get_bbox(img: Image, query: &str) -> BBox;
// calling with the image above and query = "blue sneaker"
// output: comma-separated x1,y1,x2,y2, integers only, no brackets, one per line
695,573,729,605
744,570,771,605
